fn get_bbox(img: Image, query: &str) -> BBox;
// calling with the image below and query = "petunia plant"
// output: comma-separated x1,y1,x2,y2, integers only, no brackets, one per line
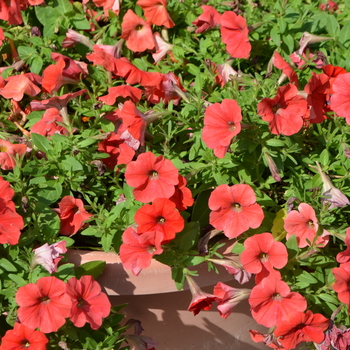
1,0,350,349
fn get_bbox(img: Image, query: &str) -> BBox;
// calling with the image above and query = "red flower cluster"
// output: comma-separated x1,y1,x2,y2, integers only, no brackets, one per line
15,276,111,334
0,176,24,245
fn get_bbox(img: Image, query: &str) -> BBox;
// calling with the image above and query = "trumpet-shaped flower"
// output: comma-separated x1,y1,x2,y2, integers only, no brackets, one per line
137,0,175,28
66,275,111,330
125,151,179,203
209,184,264,239
0,139,27,171
202,99,242,158
192,5,221,34
220,11,251,59
0,322,48,350
16,276,72,333
135,198,184,243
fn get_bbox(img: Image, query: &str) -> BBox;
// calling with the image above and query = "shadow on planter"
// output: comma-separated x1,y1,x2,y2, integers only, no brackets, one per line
67,250,268,350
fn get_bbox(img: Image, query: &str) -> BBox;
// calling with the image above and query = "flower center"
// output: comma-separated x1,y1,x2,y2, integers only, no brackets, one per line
40,296,50,304
0,146,7,152
149,170,159,180
307,220,315,229
21,340,30,349
259,252,268,262
272,103,282,114
147,245,157,254
228,121,236,132
135,24,143,31
272,293,282,300
77,297,87,309
157,216,166,224
231,203,242,212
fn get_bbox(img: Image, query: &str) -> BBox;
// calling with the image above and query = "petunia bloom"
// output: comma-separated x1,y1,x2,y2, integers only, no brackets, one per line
202,99,242,158
135,198,184,243
16,276,72,333
121,10,155,52
330,73,350,125
186,274,217,316
125,151,179,203
0,322,48,350
336,227,350,264
66,275,111,330
119,227,164,276
332,262,350,311
249,330,285,350
208,184,264,239
213,282,251,319
0,139,27,171
0,198,24,245
257,83,308,136
97,132,135,169
137,0,175,28
274,310,329,350
30,108,70,137
55,196,93,236
248,275,307,327
240,232,288,282
99,85,142,105
272,51,299,88
284,203,329,248
32,241,67,274
220,11,251,59
0,74,41,101
168,174,194,212
192,5,221,33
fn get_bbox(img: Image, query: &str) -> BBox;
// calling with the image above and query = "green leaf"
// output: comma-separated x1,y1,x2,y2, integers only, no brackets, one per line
339,20,350,48
326,14,340,37
57,0,74,14
101,119,115,133
75,261,106,279
37,182,62,205
174,222,200,253
8,274,26,286
270,26,281,47
62,156,83,172
18,46,37,58
31,133,52,153
72,14,92,30
266,139,285,147
29,56,43,75
0,258,17,272
101,232,113,252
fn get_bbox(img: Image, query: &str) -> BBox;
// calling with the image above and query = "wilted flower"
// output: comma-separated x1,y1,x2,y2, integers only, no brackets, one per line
315,162,350,209
32,241,67,274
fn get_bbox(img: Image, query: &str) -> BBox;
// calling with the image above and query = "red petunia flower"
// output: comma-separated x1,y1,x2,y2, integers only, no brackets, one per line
249,275,307,328
30,108,70,137
272,52,299,88
55,196,93,236
0,198,24,245
208,184,264,239
249,330,285,350
117,101,148,146
119,227,164,276
220,11,251,59
99,85,142,105
31,90,86,112
330,73,350,125
66,275,111,330
193,5,221,34
0,74,41,101
240,232,288,278
213,282,251,319
92,0,120,16
168,174,194,211
0,0,22,25
0,322,48,350
0,176,14,203
135,198,184,243
257,83,308,136
186,274,217,316
152,32,174,63
274,310,329,350
202,99,242,158
304,72,330,124
42,59,80,94
125,151,179,203
0,139,27,170
137,0,175,28
284,203,329,248
16,276,72,333
336,227,350,264
121,10,155,52
86,46,119,73
97,132,135,169
332,262,350,310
